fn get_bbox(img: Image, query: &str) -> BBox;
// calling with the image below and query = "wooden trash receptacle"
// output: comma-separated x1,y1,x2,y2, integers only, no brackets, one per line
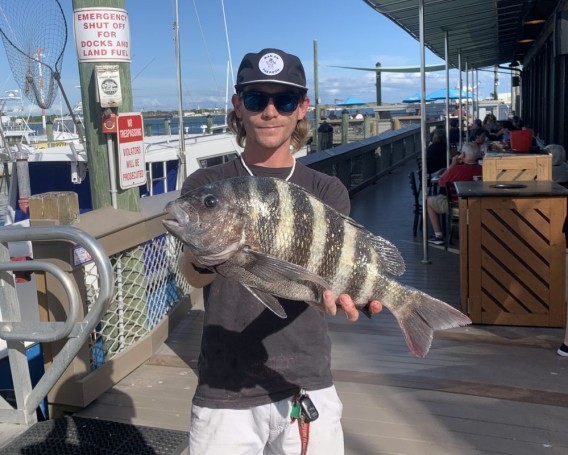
456,180,567,327
482,151,551,182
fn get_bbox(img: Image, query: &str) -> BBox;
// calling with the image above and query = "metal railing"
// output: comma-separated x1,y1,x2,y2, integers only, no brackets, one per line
301,121,442,196
0,226,114,425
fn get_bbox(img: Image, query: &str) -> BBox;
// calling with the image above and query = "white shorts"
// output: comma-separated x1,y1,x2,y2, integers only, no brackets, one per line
188,385,344,455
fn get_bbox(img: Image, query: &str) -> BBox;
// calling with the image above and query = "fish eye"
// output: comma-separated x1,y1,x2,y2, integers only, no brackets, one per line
203,195,218,208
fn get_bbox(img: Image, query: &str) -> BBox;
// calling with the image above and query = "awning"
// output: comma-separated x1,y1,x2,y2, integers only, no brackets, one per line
362,0,560,69
336,97,368,106
427,88,472,100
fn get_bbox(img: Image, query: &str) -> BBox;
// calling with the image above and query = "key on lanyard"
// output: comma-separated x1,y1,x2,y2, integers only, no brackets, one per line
295,388,319,423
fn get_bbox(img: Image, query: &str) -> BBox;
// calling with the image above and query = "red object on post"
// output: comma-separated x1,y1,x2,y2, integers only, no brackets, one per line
510,129,533,152
10,256,32,283
101,111,117,133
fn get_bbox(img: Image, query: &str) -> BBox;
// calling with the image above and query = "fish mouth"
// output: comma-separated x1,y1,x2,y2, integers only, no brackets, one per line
162,202,195,240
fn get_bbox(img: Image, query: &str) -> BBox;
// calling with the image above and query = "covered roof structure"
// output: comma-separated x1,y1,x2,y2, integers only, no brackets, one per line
362,0,560,69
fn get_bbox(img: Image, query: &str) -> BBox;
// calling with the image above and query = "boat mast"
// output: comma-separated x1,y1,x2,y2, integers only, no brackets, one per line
221,0,234,119
174,0,186,182
36,47,47,134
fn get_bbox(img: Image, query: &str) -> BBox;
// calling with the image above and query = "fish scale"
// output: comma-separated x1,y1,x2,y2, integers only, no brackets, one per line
163,176,472,358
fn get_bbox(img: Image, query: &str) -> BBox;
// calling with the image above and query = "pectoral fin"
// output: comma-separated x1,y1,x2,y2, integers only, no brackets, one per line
242,284,287,318
241,247,332,290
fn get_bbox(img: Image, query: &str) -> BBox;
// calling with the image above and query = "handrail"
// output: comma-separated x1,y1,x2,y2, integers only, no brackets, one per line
0,225,114,420
300,121,443,196
0,260,81,341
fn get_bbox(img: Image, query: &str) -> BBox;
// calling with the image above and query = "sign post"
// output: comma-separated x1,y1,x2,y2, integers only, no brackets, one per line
116,113,146,189
72,0,139,211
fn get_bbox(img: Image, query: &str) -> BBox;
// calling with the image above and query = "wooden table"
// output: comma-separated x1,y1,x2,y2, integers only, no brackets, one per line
455,180,567,327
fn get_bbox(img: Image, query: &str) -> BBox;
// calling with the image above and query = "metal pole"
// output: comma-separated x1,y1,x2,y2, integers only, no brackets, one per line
106,134,118,209
444,30,450,168
419,0,430,263
313,40,320,152
458,51,463,150
225,60,230,125
476,68,480,120
174,0,186,187
465,59,469,135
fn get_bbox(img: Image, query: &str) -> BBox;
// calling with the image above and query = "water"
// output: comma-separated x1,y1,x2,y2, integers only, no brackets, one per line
28,114,227,136
143,115,226,135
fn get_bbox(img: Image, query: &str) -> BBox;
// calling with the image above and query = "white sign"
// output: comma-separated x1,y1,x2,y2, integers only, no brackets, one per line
73,7,131,62
117,113,146,189
73,246,93,267
95,65,122,107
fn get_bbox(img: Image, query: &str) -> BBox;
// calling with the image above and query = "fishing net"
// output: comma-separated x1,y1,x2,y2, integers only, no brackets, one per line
0,0,67,109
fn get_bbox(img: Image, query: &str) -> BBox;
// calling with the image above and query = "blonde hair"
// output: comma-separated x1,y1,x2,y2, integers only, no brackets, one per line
227,106,311,152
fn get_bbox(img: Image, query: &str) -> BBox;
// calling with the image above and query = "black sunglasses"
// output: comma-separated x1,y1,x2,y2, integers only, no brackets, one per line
241,91,303,114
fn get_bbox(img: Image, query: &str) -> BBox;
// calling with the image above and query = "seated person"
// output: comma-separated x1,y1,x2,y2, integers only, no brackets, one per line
547,144,568,185
449,118,461,146
468,119,483,141
427,143,482,245
511,115,524,130
482,113,497,133
473,127,488,151
426,127,447,175
490,120,507,141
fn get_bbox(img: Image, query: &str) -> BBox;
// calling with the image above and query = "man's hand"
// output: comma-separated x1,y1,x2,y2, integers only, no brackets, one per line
322,290,382,322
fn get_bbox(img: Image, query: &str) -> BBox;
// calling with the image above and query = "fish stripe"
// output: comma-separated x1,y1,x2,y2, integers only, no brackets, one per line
316,205,347,286
288,185,314,268
270,180,293,258
345,231,374,302
306,195,329,274
254,177,280,252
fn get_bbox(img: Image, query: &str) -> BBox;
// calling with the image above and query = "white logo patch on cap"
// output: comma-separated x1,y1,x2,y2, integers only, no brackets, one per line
258,52,284,76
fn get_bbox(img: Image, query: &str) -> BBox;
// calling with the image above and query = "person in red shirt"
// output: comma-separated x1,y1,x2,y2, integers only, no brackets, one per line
427,142,482,244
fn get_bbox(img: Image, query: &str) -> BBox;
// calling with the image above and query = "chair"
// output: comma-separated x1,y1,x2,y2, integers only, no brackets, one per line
444,181,460,249
408,171,422,237
416,156,435,194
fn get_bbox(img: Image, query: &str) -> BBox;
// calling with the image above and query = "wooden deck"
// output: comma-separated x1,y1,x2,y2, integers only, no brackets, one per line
4,159,568,454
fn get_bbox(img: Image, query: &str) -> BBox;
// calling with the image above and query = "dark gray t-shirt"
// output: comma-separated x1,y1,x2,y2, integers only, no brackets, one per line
181,158,350,409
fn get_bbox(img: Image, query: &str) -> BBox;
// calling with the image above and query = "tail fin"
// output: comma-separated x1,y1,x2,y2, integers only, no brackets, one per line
386,284,472,358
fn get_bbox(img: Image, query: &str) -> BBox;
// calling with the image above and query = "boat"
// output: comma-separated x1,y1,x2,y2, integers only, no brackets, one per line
0,90,37,146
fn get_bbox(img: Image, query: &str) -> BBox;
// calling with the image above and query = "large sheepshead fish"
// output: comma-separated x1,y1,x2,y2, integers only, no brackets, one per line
163,176,471,357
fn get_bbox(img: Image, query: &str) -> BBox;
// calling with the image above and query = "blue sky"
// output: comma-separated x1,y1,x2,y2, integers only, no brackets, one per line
0,0,512,114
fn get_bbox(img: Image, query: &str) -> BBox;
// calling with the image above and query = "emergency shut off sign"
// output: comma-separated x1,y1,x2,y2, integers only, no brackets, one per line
74,7,131,62
117,114,146,189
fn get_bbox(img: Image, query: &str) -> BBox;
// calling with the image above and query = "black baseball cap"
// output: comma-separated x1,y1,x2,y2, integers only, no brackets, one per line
234,48,308,92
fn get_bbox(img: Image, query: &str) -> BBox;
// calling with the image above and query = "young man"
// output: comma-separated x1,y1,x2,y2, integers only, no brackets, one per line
427,142,482,245
178,48,382,454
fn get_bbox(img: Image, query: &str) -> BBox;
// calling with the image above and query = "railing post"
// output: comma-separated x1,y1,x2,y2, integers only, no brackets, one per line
341,110,349,145
0,241,37,425
364,116,373,138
